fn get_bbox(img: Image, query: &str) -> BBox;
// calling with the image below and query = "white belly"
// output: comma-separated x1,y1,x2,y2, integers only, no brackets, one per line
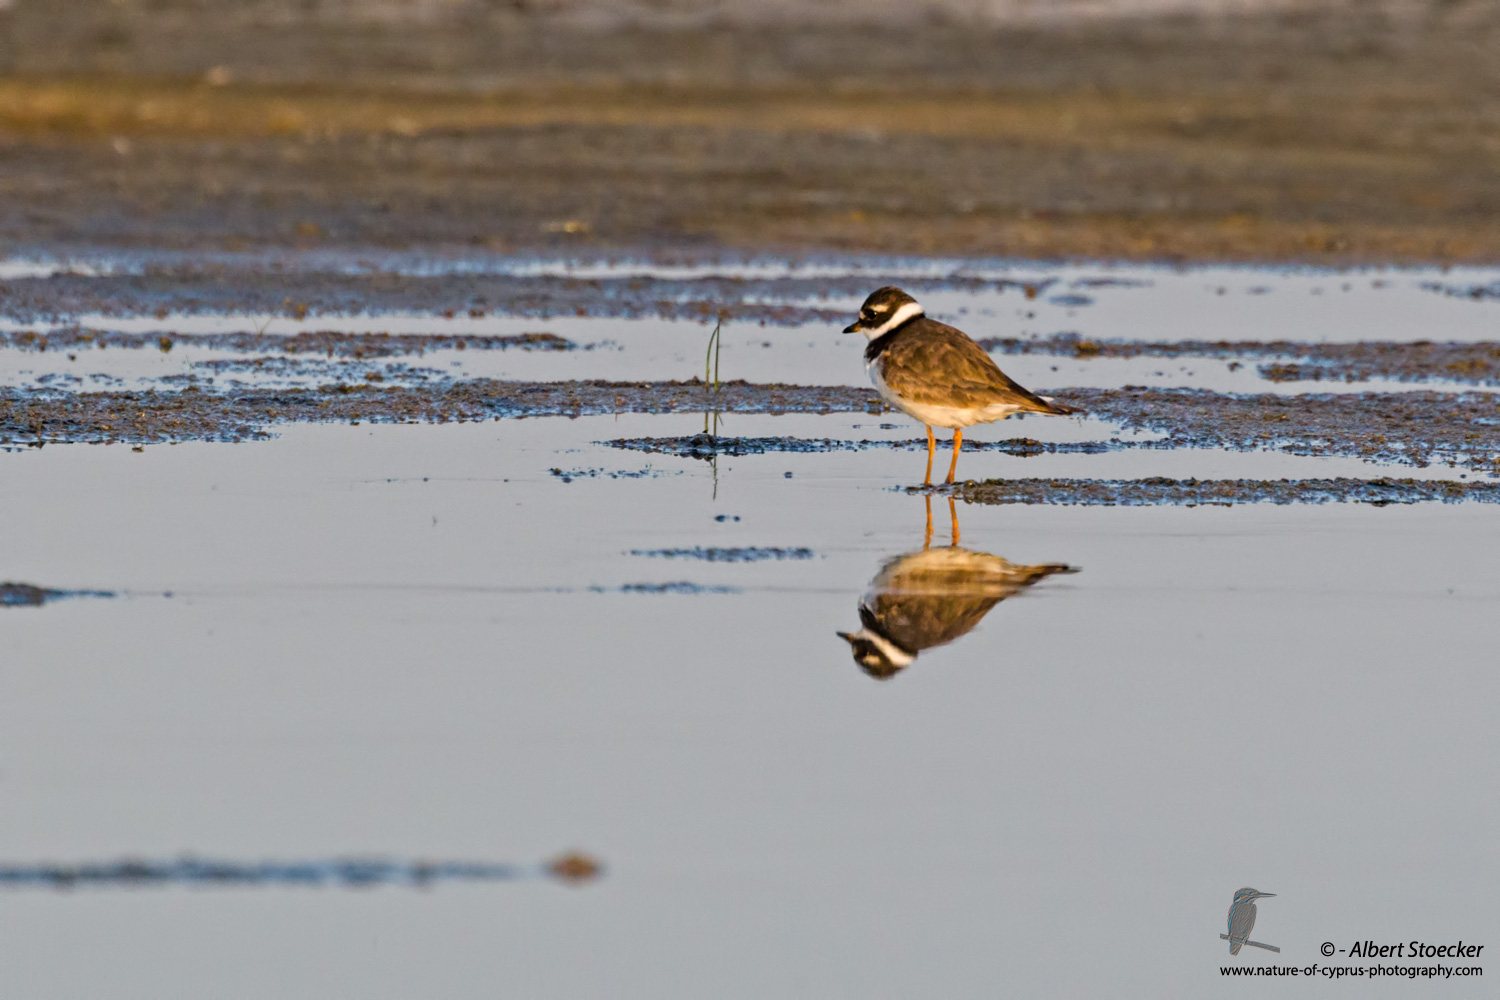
868,361,1022,429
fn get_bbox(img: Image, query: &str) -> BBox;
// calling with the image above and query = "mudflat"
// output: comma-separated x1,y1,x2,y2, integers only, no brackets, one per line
2,4,1498,262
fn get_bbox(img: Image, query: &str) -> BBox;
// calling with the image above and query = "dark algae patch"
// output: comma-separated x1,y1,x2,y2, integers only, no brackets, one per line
980,335,1500,387
10,295,1499,388
0,380,882,445
1254,346,1500,386
550,466,682,482
0,853,601,890
940,477,1500,506
0,327,580,357
615,582,740,594
606,434,1118,459
7,383,1500,478
0,582,116,607
14,314,1500,387
0,272,851,327
188,357,447,382
1422,280,1500,302
1068,387,1500,473
610,387,1500,473
629,547,816,562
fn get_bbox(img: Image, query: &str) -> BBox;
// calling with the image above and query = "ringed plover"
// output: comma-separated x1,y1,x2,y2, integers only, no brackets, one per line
843,286,1080,484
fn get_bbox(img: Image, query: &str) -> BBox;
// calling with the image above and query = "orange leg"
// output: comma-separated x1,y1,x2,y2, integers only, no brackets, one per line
923,425,936,486
923,493,934,549
944,427,964,484
948,497,960,546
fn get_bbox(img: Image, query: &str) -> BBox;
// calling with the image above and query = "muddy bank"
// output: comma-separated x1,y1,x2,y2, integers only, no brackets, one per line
184,357,446,384
981,335,1500,388
5,93,1497,264
611,386,1500,473
941,477,1500,506
14,317,1500,390
11,3,1498,94
0,272,854,326
5,382,1499,476
1256,354,1500,386
1068,387,1500,473
0,379,882,445
3,325,579,355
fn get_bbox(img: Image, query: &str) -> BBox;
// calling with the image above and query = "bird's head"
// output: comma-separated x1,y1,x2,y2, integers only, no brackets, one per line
843,286,925,339
837,608,916,679
1233,888,1275,904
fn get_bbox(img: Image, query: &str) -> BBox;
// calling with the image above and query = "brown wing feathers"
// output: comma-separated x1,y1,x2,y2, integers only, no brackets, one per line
879,320,1076,414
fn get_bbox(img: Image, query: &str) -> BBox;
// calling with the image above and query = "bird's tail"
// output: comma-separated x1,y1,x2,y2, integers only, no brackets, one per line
1031,396,1082,416
1229,939,1243,956
1022,563,1079,582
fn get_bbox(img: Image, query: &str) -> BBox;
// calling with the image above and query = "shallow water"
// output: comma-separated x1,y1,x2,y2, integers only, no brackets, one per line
1,254,1496,997
5,255,1500,398
2,418,1496,997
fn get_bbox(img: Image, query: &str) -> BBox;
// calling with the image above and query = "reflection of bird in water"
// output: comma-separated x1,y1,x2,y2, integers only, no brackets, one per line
1225,888,1276,955
837,496,1077,679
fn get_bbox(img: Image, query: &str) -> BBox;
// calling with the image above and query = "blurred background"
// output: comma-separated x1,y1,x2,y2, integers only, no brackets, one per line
0,0,1497,259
